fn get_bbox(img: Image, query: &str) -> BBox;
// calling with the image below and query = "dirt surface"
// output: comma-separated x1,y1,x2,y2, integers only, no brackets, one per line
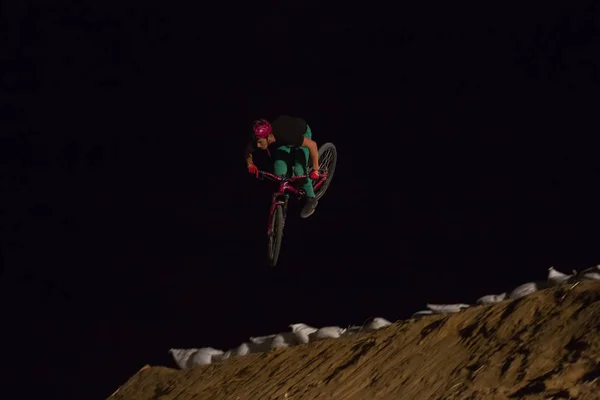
108,280,600,400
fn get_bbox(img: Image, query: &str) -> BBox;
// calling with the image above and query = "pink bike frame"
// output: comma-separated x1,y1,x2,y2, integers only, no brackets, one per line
256,170,328,234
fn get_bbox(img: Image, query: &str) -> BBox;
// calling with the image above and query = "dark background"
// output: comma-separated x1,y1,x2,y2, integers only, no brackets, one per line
2,1,599,399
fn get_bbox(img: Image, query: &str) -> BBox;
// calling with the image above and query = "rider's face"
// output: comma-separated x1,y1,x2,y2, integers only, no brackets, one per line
256,138,268,150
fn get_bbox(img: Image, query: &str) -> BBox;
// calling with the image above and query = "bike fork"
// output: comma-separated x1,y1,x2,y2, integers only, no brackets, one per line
267,195,289,235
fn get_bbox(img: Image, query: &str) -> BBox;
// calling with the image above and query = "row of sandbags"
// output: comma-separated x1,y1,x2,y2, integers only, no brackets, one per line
170,317,392,369
171,264,600,369
410,264,600,318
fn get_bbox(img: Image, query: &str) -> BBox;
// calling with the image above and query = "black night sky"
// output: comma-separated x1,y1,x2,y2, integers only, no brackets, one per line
2,2,600,399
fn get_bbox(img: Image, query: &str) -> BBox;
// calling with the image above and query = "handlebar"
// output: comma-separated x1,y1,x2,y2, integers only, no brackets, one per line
256,170,307,182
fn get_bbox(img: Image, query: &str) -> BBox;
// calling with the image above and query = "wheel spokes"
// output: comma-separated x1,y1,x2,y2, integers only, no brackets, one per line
310,149,334,174
320,149,334,172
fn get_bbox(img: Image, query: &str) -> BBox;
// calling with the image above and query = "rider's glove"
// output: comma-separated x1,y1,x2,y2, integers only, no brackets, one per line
248,164,259,177
309,170,319,180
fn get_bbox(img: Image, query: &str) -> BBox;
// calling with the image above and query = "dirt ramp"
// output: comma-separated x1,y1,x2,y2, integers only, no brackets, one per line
108,281,600,400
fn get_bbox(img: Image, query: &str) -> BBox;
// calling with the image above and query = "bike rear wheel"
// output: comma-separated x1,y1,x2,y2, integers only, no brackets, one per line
267,204,285,266
312,142,337,201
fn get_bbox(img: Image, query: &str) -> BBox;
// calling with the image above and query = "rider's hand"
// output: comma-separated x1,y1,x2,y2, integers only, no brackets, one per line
248,164,258,177
309,170,319,180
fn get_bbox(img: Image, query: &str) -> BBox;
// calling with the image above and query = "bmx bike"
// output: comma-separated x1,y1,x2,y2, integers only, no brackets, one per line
255,142,337,266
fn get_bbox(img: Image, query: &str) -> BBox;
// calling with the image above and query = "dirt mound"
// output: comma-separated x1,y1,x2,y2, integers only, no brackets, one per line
107,281,600,400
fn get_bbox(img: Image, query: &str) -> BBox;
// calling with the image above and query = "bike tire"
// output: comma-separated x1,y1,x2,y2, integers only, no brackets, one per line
267,204,285,267
313,142,337,201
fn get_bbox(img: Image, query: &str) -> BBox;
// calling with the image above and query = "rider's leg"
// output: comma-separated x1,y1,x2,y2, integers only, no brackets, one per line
297,125,316,197
273,146,293,178
295,148,315,198
298,125,318,218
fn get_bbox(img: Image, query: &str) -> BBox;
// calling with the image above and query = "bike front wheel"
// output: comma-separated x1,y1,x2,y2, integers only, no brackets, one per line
267,204,285,267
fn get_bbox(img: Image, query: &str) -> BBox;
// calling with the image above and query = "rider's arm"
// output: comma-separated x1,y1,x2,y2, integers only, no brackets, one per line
244,142,254,166
301,137,319,170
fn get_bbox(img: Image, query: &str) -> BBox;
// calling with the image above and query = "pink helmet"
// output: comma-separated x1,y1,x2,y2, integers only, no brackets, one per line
253,119,272,138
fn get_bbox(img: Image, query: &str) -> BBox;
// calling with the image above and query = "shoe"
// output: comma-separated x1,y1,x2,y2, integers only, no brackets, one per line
300,197,318,218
